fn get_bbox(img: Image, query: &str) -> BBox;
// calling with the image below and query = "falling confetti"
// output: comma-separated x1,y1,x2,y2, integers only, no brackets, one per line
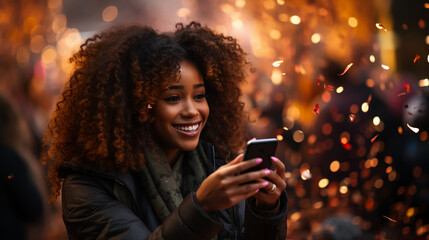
148,104,152,109
397,83,410,97
324,84,334,91
341,142,352,150
375,23,388,31
272,60,284,67
382,215,398,223
407,123,420,133
349,113,357,123
404,83,410,92
367,94,372,104
381,64,390,70
338,63,353,76
413,54,421,63
313,104,320,115
371,134,379,143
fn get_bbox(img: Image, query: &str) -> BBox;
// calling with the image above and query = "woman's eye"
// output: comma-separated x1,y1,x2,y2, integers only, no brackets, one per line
165,96,180,102
194,93,207,100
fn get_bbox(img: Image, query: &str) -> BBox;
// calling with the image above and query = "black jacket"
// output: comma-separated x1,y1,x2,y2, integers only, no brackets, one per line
61,142,287,239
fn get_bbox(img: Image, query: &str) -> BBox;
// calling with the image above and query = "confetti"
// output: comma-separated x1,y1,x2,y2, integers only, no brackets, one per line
397,83,410,97
407,123,420,133
317,77,321,86
349,113,357,123
324,84,334,91
313,104,320,115
371,134,379,143
272,60,283,67
8,174,14,180
148,104,152,109
367,94,372,104
397,92,407,97
375,23,388,32
341,142,352,150
338,63,353,76
404,83,410,92
381,64,390,70
283,127,289,131
413,54,421,63
382,215,398,223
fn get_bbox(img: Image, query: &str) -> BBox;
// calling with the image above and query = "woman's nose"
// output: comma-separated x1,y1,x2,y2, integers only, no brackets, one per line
181,98,199,117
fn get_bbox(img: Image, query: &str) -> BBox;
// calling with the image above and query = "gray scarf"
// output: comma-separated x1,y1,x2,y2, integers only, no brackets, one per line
139,142,209,222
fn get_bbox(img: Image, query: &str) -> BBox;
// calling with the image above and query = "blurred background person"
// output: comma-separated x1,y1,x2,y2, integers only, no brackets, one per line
0,91,49,240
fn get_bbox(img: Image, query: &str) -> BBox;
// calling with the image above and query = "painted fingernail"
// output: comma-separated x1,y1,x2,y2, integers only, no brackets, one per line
263,181,269,186
255,189,260,193
255,158,263,163
271,156,278,162
265,169,271,175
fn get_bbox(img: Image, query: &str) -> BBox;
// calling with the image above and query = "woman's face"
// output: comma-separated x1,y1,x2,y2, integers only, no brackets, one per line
153,60,209,160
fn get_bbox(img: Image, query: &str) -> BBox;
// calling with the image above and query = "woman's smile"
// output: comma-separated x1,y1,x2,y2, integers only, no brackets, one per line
172,122,201,136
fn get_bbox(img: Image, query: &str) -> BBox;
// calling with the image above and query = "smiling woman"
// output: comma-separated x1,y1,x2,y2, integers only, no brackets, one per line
153,61,210,164
41,22,288,239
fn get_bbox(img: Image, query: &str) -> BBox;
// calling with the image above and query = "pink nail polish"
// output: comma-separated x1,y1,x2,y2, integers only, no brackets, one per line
255,158,263,163
271,156,278,162
263,181,269,186
265,169,271,175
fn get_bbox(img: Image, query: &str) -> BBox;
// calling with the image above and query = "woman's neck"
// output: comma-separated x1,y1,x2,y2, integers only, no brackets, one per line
164,148,181,167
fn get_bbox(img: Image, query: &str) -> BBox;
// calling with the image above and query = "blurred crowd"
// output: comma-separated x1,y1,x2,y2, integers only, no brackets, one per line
1,0,428,239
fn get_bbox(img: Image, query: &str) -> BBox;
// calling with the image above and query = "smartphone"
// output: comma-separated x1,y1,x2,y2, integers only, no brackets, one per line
242,138,278,173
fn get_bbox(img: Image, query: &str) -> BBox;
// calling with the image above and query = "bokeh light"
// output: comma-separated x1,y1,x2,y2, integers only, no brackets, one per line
348,17,358,28
290,15,301,25
102,5,118,22
177,8,191,18
373,116,380,126
361,102,369,112
311,33,321,44
319,178,329,188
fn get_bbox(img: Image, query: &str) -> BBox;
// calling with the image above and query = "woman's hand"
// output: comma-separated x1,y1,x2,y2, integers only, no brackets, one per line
196,154,271,213
253,156,286,209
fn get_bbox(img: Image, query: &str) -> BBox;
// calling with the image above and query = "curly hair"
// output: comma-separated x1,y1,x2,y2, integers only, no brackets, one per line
42,22,250,200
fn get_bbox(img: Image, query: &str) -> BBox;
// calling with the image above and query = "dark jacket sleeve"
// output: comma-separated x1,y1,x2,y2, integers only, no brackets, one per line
244,190,288,240
62,174,223,240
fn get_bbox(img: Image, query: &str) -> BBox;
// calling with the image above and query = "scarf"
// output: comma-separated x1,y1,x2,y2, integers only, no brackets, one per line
139,142,209,222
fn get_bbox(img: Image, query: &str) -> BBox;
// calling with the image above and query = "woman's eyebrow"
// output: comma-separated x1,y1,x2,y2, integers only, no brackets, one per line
194,83,205,88
168,85,184,90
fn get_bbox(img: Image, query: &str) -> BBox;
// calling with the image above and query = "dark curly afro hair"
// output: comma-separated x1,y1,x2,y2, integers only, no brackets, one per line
42,22,251,200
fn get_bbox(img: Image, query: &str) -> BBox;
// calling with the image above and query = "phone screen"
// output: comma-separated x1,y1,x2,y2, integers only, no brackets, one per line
243,138,278,173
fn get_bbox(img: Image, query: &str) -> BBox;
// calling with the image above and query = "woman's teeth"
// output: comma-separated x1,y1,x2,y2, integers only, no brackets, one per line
175,124,199,132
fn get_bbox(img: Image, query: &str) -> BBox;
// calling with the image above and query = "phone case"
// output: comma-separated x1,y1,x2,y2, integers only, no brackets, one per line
243,138,278,173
